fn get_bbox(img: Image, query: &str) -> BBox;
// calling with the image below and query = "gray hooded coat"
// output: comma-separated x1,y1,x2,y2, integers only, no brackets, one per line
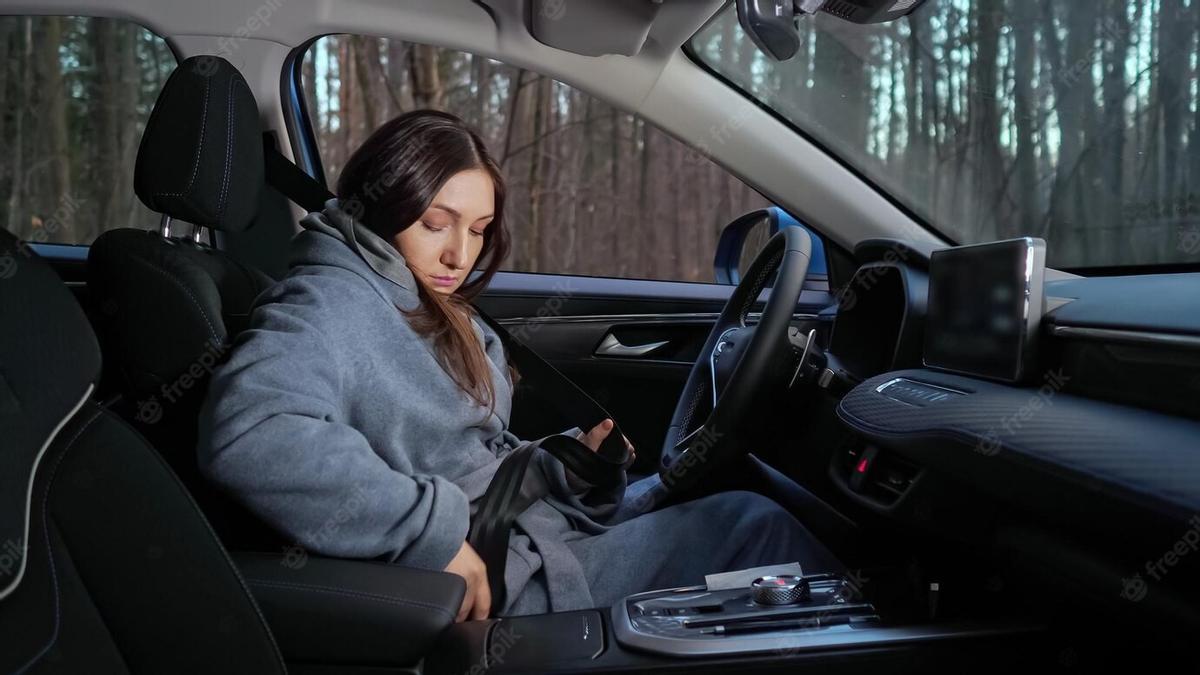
198,199,626,614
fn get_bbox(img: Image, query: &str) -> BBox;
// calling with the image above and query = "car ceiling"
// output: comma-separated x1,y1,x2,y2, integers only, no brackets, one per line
0,0,942,254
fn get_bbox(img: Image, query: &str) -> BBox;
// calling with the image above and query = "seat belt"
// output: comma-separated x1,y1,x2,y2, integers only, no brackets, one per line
261,138,631,613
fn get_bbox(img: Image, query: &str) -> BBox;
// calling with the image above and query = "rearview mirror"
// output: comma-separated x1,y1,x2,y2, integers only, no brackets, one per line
736,0,931,62
735,0,802,61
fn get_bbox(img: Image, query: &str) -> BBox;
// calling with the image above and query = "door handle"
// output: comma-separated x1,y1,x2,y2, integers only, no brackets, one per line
595,333,669,357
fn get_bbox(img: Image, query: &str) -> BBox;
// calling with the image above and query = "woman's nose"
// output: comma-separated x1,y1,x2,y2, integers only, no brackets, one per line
441,230,469,270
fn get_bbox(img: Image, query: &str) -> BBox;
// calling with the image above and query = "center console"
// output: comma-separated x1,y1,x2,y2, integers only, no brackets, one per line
426,569,1045,674
611,571,1036,659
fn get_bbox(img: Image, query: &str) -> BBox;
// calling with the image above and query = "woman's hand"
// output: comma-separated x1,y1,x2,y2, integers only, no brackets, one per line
444,540,491,622
577,418,636,469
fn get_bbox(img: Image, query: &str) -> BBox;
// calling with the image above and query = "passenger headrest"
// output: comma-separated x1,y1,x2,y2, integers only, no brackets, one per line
0,227,100,599
134,55,264,233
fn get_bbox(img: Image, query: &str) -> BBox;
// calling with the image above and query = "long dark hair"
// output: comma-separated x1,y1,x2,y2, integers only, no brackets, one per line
336,109,515,413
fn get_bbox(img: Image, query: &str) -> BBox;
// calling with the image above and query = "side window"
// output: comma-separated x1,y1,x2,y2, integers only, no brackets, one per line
0,17,176,246
301,37,779,283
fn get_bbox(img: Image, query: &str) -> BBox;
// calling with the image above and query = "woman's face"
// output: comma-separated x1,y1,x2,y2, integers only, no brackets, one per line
391,168,495,296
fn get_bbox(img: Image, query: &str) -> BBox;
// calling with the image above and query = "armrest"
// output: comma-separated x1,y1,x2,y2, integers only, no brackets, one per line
232,551,466,667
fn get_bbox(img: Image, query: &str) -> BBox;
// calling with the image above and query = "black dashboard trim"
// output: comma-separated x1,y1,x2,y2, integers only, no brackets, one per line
837,369,1200,524
1050,325,1200,350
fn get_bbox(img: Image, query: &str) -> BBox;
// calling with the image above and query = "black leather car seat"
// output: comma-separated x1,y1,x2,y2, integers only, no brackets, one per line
87,56,279,549
0,226,287,674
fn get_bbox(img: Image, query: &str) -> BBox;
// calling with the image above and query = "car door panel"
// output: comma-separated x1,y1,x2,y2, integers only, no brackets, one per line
477,271,832,469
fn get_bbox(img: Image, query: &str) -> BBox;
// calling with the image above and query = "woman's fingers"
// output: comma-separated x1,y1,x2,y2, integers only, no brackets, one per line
582,418,614,452
582,420,638,468
446,540,491,622
454,563,491,622
456,594,471,623
471,574,493,621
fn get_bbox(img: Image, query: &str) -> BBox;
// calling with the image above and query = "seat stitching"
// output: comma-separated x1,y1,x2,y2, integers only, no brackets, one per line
154,75,211,199
18,407,103,673
216,75,237,225
244,578,457,619
124,254,221,343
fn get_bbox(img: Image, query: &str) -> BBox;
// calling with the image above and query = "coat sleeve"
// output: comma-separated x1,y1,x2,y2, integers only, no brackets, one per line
197,281,468,571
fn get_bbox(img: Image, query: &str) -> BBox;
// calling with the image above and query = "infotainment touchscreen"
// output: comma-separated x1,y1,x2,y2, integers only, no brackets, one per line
923,238,1046,383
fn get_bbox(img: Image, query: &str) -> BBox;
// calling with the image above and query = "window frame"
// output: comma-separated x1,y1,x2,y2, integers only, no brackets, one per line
281,34,839,286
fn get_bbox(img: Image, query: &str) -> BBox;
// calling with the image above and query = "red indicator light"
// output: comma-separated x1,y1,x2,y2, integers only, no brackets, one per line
856,458,869,474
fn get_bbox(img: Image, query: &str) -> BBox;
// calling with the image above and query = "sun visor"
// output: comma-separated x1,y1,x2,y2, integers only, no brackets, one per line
524,0,663,57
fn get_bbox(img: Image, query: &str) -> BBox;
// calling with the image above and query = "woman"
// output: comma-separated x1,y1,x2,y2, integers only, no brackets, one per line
198,110,839,622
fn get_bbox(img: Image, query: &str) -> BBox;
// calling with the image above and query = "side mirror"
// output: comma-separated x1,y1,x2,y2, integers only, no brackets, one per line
714,207,826,285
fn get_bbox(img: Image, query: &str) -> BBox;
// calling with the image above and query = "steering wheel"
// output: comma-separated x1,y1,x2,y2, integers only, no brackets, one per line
658,224,813,494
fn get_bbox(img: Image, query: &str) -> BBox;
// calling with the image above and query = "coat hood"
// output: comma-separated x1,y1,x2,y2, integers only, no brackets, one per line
294,197,421,310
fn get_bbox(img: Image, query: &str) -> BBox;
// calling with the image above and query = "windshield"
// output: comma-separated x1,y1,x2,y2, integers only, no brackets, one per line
689,2,1200,270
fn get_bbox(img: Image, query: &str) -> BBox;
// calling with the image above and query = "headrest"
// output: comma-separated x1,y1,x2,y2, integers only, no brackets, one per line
0,228,100,599
134,55,264,233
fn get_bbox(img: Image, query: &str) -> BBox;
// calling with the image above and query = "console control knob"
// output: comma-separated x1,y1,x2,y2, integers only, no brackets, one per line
751,575,809,605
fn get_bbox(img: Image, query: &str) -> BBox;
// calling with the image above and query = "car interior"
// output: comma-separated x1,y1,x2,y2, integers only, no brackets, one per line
2,0,1199,673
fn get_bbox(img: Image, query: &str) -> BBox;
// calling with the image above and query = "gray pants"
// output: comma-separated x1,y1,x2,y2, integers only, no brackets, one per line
564,478,843,610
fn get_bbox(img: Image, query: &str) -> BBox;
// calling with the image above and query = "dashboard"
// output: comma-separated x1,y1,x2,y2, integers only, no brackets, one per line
818,237,1200,630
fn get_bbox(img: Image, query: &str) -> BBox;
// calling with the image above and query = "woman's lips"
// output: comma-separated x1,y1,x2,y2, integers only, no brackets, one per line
430,274,457,287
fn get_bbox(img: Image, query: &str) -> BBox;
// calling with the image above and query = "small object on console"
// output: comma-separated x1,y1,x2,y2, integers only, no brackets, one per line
752,574,810,605
705,562,805,590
